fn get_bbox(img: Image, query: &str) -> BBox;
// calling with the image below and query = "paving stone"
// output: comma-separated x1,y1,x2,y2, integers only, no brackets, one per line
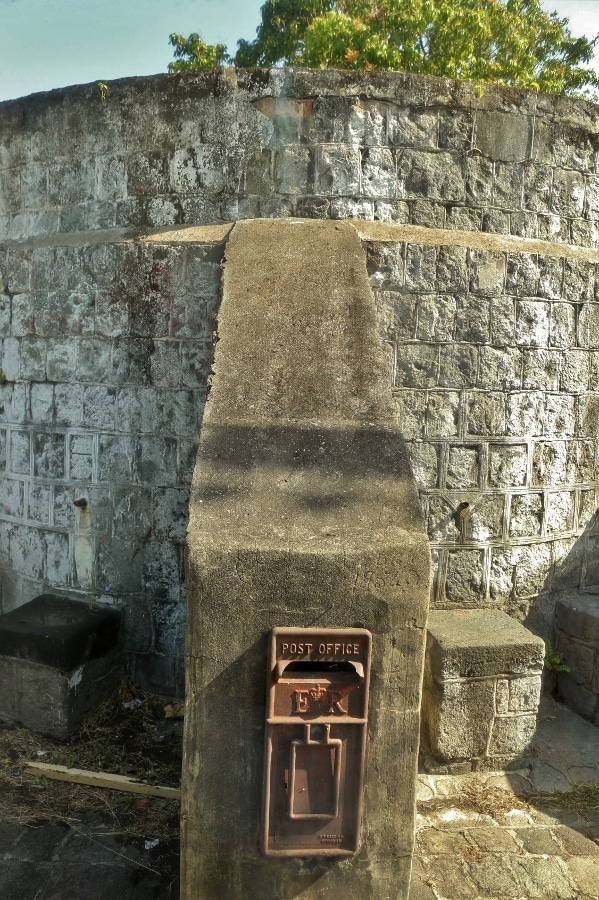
420,854,477,898
11,822,69,861
0,823,24,854
466,826,520,854
416,828,472,855
465,853,521,896
513,826,562,855
553,825,599,857
0,860,49,899
564,856,599,896
509,855,575,899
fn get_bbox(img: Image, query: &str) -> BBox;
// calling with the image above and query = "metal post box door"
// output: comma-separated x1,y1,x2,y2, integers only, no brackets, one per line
262,627,371,857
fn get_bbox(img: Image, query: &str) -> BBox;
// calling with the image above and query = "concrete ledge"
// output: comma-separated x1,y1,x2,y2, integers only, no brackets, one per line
421,609,544,770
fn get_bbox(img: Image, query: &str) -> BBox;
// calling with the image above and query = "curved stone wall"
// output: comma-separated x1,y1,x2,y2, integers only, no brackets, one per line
0,70,598,694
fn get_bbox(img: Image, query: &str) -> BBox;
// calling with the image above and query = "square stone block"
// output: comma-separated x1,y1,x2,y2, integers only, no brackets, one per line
0,593,120,669
426,609,545,680
422,609,544,765
0,649,121,739
0,595,122,738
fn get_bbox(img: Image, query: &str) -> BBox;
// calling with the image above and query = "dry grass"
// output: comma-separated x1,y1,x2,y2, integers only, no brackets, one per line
418,782,530,818
0,680,182,840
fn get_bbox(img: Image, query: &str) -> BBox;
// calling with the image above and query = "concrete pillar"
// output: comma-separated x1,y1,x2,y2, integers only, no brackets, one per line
182,219,430,898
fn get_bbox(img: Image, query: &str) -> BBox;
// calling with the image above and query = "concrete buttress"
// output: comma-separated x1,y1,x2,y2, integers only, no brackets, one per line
182,218,430,899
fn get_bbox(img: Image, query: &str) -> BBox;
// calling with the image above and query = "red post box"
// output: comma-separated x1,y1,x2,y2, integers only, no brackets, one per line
262,627,371,857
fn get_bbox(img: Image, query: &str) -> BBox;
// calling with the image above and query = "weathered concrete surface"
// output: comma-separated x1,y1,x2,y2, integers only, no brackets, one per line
421,609,544,770
182,218,430,898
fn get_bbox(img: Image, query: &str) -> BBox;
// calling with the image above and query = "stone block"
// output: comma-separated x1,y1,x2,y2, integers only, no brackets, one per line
422,610,543,764
34,433,65,478
466,391,506,436
478,346,521,390
549,302,576,349
425,392,459,438
444,550,485,603
557,672,599,721
0,476,24,518
422,678,495,760
488,444,528,488
316,145,360,195
405,244,436,291
515,300,550,347
455,296,490,343
361,148,396,198
551,167,585,218
522,349,562,391
446,447,479,489
426,609,545,680
489,714,536,755
538,255,564,299
407,442,439,488
376,290,417,341
564,258,594,303
545,490,574,533
555,593,599,644
438,344,478,388
0,648,121,739
398,150,465,202
561,348,588,392
274,146,312,195
394,344,438,388
0,595,121,738
510,494,542,538
506,254,541,298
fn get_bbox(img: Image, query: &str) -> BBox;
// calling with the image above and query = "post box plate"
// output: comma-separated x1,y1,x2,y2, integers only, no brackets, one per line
262,627,371,857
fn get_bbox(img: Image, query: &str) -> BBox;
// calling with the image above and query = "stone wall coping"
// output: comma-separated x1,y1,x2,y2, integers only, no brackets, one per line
1,69,598,125
4,220,599,265
427,608,546,649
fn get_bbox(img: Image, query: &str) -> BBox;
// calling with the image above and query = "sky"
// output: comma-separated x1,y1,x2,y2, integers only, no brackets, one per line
0,0,598,103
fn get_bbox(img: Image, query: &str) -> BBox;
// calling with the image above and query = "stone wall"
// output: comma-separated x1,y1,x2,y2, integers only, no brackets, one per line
361,225,599,635
0,232,224,694
1,69,598,694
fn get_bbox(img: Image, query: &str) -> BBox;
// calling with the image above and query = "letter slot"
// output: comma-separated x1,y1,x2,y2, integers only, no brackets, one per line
262,627,371,857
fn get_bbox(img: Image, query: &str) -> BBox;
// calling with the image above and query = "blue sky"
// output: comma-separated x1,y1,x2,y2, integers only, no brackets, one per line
0,0,597,103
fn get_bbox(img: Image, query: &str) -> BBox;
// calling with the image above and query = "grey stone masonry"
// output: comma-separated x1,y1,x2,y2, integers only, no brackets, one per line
2,69,599,698
0,231,227,696
555,593,599,726
360,223,599,637
421,609,545,771
0,70,598,247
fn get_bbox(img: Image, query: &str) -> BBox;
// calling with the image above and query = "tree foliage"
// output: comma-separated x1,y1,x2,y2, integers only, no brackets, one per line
169,0,599,96
168,32,230,72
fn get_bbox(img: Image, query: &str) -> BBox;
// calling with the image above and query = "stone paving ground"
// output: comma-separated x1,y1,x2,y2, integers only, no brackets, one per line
411,698,599,900
0,696,597,899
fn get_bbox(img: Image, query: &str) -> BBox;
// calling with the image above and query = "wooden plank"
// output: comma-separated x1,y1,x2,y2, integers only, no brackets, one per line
22,761,180,800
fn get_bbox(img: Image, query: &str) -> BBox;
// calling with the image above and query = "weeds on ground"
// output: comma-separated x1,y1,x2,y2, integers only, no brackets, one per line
552,782,599,811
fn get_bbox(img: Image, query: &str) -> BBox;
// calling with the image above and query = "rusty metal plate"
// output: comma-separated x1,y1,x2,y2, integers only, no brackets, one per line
262,628,371,857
